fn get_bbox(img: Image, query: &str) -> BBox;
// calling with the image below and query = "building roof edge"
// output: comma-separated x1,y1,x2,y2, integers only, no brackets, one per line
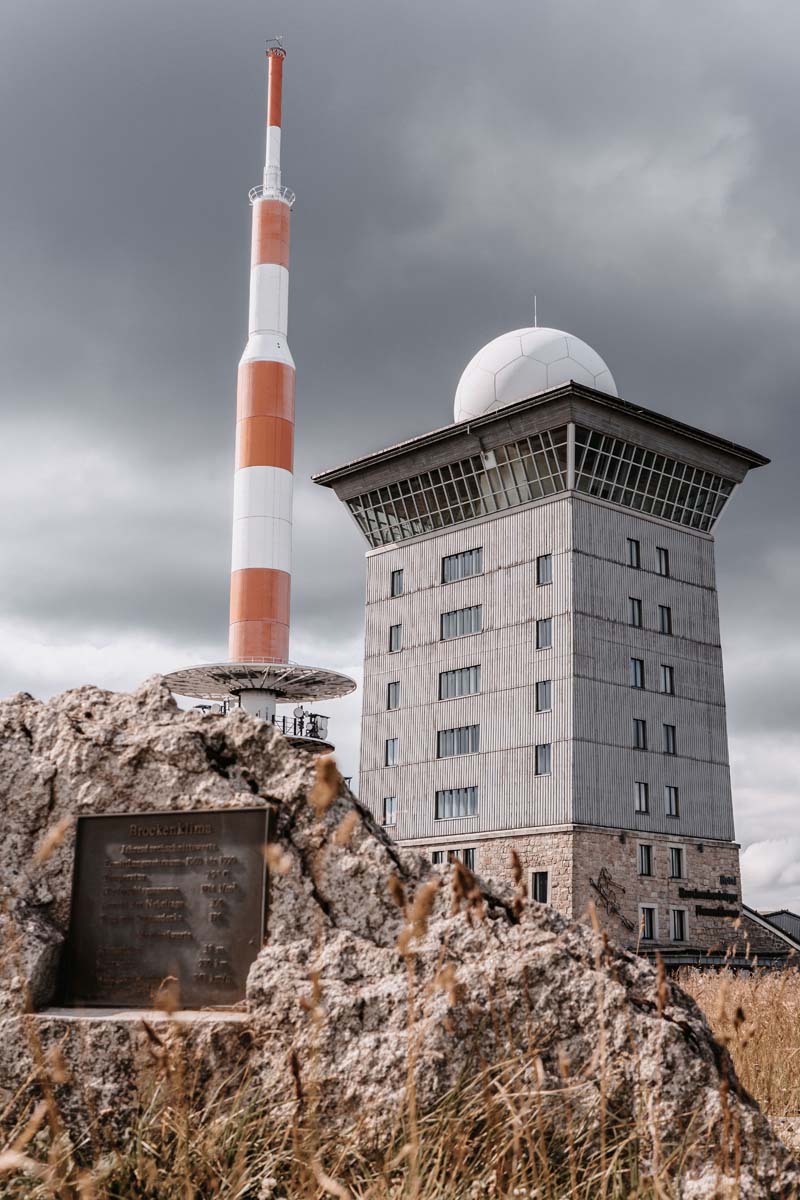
742,903,800,954
312,382,770,487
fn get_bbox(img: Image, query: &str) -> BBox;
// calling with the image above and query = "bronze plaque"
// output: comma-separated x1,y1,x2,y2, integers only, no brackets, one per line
66,808,269,1008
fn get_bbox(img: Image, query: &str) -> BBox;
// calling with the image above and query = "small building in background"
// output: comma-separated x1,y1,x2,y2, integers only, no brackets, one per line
315,325,780,965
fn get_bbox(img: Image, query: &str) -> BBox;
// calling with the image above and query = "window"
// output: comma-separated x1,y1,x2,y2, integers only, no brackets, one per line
640,906,656,941
572,426,735,535
348,428,570,549
630,658,645,689
536,618,552,649
670,908,687,942
387,681,400,710
385,738,399,767
437,724,480,758
633,718,647,750
657,547,670,577
665,785,680,817
441,604,482,640
663,724,677,755
389,623,402,652
635,781,649,813
442,547,483,584
627,538,641,569
530,870,549,903
433,847,476,870
382,796,397,826
390,568,404,597
669,846,684,879
535,680,552,712
629,597,642,628
660,664,675,695
536,554,553,586
435,786,478,820
659,605,673,635
439,665,481,700
535,743,552,776
638,844,653,876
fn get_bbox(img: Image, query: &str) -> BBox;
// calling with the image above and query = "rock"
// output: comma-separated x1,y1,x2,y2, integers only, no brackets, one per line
0,677,798,1197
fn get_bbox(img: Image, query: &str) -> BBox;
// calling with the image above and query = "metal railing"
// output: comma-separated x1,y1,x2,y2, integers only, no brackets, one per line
272,712,330,741
248,184,296,208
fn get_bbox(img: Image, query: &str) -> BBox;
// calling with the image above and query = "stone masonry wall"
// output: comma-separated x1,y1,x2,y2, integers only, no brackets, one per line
478,831,574,913
416,827,744,956
415,833,575,915
569,828,742,953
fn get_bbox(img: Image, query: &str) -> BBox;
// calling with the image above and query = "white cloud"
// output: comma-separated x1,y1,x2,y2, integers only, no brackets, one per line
741,839,800,913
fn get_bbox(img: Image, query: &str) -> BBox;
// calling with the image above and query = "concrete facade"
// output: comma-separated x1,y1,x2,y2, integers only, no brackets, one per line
314,383,769,960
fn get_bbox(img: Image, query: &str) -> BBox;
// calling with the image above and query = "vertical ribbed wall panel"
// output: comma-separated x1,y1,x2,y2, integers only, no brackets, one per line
570,496,735,840
360,496,574,839
357,486,737,849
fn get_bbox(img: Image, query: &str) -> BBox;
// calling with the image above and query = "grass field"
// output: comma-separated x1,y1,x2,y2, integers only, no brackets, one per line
0,967,797,1199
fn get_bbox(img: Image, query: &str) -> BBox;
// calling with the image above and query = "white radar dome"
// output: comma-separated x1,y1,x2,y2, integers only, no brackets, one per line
454,326,617,423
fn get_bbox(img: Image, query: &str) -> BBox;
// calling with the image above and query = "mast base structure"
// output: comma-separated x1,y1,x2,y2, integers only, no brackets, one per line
163,661,356,754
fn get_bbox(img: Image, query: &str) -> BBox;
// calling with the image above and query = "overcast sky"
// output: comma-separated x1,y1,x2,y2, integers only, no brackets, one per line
2,0,798,910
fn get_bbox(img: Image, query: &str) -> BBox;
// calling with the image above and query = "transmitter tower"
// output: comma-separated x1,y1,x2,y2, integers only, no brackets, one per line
166,44,355,749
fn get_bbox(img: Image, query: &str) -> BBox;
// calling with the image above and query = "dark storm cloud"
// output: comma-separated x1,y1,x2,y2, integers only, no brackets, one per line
2,0,800,890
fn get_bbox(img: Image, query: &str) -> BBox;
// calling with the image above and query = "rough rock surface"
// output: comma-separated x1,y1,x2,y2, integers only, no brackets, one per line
0,678,798,1197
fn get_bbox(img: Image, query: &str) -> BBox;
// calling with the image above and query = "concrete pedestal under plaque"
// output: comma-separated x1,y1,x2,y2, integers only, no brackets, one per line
65,808,269,1008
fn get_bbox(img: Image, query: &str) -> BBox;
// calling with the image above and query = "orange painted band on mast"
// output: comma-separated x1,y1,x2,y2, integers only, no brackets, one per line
252,201,290,268
235,414,294,471
236,360,295,421
266,50,283,127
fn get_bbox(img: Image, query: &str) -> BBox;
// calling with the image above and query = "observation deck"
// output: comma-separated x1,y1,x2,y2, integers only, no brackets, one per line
163,660,356,756
249,183,296,208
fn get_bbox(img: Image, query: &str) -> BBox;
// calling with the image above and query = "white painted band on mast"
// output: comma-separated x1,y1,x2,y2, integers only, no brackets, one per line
264,126,281,193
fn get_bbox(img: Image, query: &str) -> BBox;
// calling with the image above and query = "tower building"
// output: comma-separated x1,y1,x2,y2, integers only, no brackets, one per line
314,325,770,960
165,43,355,747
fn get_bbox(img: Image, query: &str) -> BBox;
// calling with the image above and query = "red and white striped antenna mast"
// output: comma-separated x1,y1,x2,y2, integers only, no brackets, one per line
165,42,355,749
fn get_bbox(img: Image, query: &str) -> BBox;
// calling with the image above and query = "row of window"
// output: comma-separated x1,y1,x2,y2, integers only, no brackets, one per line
636,781,680,817
382,776,680,825
627,537,670,577
633,718,677,755
391,681,554,715
387,659,670,713
386,719,677,768
391,538,668,601
391,549,554,595
638,843,684,878
385,732,554,775
390,596,669,658
628,597,673,635
390,539,668,603
422,854,687,942
641,905,687,943
390,548,553,596
432,847,475,870
389,612,553,656
351,423,732,547
631,658,674,694
392,549,486,596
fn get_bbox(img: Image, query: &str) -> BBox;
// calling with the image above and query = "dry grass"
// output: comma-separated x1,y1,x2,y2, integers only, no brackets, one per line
1,827,798,1198
679,967,800,1118
0,1051,720,1199
0,970,795,1199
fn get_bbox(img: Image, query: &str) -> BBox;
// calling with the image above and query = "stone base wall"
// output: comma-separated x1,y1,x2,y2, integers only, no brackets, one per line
478,831,574,914
412,826,744,956
569,828,742,953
